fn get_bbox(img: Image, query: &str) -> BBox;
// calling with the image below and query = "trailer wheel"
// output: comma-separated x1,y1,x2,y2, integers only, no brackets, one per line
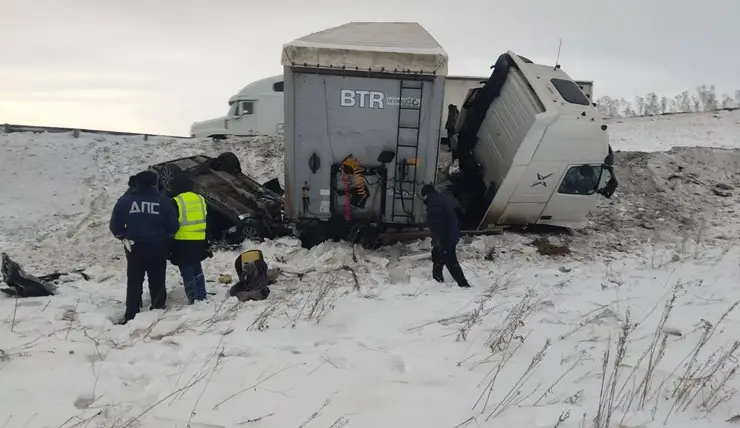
299,222,327,249
214,151,242,174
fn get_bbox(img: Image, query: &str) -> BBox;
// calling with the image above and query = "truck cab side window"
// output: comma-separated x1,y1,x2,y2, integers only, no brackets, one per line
238,101,254,116
577,85,592,100
272,81,284,92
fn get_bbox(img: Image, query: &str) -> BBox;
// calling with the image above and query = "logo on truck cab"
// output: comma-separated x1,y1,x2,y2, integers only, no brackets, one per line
340,89,420,109
531,172,553,188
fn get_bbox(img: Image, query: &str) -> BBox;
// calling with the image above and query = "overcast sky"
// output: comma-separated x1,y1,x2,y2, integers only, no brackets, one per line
2,0,738,136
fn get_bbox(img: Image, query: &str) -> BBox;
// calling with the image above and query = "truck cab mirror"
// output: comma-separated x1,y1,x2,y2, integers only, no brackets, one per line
597,165,618,199
604,146,614,166
377,150,395,164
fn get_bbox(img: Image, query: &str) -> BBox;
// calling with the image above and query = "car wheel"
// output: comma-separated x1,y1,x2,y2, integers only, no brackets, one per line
214,152,242,174
157,164,183,193
240,223,263,242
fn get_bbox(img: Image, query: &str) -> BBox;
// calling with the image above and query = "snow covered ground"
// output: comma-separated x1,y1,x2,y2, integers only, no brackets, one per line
1,110,739,428
606,110,740,152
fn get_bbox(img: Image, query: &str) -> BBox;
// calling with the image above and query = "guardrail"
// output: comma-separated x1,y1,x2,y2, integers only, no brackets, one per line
1,123,189,140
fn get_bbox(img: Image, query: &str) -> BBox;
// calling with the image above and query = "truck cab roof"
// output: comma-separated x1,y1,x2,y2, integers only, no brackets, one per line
229,75,284,103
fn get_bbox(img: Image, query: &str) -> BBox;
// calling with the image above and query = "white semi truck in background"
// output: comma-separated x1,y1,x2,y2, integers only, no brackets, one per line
190,75,285,138
190,74,595,141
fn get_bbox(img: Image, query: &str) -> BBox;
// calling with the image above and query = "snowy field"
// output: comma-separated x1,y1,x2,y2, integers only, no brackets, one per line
606,110,740,152
1,110,739,428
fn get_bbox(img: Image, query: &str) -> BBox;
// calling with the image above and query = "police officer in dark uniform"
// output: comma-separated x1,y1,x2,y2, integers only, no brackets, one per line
109,170,179,323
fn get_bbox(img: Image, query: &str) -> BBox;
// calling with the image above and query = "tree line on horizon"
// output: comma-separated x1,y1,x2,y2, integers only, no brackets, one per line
595,85,740,118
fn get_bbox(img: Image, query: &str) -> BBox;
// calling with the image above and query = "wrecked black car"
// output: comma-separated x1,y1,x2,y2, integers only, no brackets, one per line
149,152,290,244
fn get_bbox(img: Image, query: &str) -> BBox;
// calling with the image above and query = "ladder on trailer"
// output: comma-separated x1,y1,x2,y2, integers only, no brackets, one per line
390,80,423,224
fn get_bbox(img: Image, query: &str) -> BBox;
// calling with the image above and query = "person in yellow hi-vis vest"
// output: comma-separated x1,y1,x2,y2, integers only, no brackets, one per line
168,175,213,303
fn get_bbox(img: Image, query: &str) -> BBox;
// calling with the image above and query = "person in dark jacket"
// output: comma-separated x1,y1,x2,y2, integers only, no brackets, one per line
168,175,212,304
445,104,459,152
420,184,470,288
110,170,179,322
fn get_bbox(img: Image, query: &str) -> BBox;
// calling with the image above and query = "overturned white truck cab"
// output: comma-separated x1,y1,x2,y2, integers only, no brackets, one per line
281,22,448,245
449,52,617,230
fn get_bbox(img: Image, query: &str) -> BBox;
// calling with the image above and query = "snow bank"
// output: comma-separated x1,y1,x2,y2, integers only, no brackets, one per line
585,146,740,252
1,111,740,427
584,109,740,254
607,109,740,152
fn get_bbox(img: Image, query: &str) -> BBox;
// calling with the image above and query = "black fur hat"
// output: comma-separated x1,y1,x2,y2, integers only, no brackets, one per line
136,170,158,188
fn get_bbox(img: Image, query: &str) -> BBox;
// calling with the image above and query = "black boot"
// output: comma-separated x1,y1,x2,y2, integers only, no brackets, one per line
449,267,471,288
443,251,470,288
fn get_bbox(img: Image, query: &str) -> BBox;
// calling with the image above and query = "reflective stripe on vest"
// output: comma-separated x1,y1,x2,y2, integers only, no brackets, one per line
174,192,207,241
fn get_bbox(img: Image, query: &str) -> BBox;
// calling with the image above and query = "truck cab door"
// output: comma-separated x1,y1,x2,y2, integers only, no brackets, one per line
229,100,258,136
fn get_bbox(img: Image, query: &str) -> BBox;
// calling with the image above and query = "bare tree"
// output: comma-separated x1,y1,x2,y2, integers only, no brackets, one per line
696,84,718,111
595,96,622,118
644,93,660,115
583,85,738,119
635,96,647,116
721,94,734,109
660,96,668,114
676,91,692,113
619,99,632,117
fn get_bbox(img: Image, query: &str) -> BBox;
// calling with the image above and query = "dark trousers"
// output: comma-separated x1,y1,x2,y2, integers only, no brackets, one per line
125,242,168,322
432,243,469,287
446,129,454,152
178,262,206,303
